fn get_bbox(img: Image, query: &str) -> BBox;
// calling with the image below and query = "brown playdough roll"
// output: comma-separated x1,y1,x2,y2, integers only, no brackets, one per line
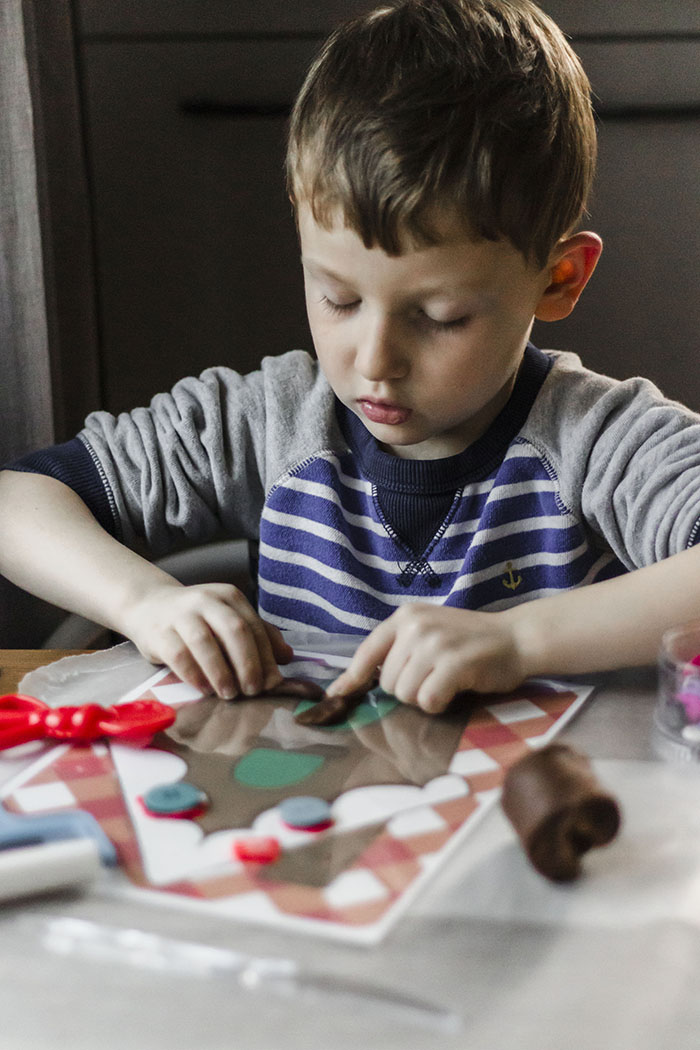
501,743,621,882
293,685,369,726
265,677,326,701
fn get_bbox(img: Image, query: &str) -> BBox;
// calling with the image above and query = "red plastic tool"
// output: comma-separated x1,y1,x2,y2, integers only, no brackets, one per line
0,693,176,750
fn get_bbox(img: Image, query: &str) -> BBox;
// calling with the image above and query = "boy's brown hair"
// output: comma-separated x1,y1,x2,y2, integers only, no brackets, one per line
286,0,596,268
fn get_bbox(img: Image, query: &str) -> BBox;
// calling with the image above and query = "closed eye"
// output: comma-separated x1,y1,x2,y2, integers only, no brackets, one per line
319,296,360,317
420,313,470,333
319,296,469,331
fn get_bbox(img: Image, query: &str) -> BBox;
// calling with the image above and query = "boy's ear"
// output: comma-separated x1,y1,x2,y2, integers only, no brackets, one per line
534,232,602,322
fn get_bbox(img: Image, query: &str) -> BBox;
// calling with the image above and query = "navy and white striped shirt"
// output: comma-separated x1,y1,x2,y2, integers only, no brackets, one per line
257,352,624,633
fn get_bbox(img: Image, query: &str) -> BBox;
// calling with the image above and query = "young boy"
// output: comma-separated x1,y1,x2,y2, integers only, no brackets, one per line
2,0,700,715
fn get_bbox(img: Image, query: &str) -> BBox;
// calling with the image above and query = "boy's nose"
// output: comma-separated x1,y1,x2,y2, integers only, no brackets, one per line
354,316,407,381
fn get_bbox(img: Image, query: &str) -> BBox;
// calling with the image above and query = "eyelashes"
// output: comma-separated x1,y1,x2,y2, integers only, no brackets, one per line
318,296,469,332
319,296,358,317
421,314,469,333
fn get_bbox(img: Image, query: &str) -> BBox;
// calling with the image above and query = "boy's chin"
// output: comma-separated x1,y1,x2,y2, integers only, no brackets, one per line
352,405,471,459
377,431,468,461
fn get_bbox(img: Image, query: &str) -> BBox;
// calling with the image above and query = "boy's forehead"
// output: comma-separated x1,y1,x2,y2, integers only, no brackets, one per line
298,203,536,288
298,197,475,249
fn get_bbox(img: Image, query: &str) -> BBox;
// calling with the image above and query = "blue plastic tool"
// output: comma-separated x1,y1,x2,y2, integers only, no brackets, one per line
0,801,117,866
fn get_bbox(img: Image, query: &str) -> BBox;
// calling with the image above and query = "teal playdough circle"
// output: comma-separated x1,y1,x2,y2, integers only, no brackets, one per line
232,748,325,789
294,687,399,731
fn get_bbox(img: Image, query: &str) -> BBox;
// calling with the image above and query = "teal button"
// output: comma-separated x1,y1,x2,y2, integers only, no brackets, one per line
143,781,208,816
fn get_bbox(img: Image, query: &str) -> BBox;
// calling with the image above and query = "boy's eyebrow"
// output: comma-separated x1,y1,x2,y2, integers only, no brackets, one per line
300,257,350,283
302,255,495,306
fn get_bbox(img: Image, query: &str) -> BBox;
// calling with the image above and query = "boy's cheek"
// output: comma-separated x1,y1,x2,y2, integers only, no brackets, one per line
314,341,350,384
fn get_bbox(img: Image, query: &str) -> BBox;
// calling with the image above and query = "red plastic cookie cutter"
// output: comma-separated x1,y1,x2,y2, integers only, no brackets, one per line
0,693,176,750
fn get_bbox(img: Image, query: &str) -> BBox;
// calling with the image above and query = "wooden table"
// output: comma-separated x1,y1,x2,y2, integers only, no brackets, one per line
0,649,92,694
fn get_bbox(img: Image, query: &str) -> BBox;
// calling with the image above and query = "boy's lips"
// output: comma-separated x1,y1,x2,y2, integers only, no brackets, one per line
358,398,411,426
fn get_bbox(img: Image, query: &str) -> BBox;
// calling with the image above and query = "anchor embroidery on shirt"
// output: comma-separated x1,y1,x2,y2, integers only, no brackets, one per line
502,562,523,591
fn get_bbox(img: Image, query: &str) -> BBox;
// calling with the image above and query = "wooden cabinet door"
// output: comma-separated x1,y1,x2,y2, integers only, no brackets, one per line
82,39,318,411
532,39,700,407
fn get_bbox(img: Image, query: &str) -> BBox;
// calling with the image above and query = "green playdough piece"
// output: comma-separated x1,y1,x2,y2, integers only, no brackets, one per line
232,747,325,789
294,687,399,731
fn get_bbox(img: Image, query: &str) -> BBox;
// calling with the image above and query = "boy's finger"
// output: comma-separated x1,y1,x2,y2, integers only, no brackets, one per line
171,657,214,698
160,627,234,699
207,605,284,695
325,668,376,698
241,614,286,690
326,625,394,696
176,619,240,699
262,621,295,665
210,611,268,696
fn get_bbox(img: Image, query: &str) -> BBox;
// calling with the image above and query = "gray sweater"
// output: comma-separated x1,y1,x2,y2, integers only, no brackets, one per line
13,345,700,633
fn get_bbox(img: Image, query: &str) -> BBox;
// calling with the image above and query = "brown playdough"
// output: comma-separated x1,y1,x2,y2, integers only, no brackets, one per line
293,686,368,726
266,678,326,701
501,743,621,882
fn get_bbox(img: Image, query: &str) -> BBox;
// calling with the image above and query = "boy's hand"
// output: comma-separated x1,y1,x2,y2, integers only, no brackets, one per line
325,604,528,714
120,581,293,700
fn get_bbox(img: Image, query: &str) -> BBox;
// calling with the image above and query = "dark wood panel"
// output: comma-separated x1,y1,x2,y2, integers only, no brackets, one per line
75,0,700,39
76,0,380,38
576,41,700,109
533,117,700,408
81,40,317,411
542,0,700,37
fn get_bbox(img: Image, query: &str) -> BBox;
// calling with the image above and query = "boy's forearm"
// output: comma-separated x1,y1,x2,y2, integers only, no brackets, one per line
507,544,700,677
0,470,179,632
0,471,290,697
